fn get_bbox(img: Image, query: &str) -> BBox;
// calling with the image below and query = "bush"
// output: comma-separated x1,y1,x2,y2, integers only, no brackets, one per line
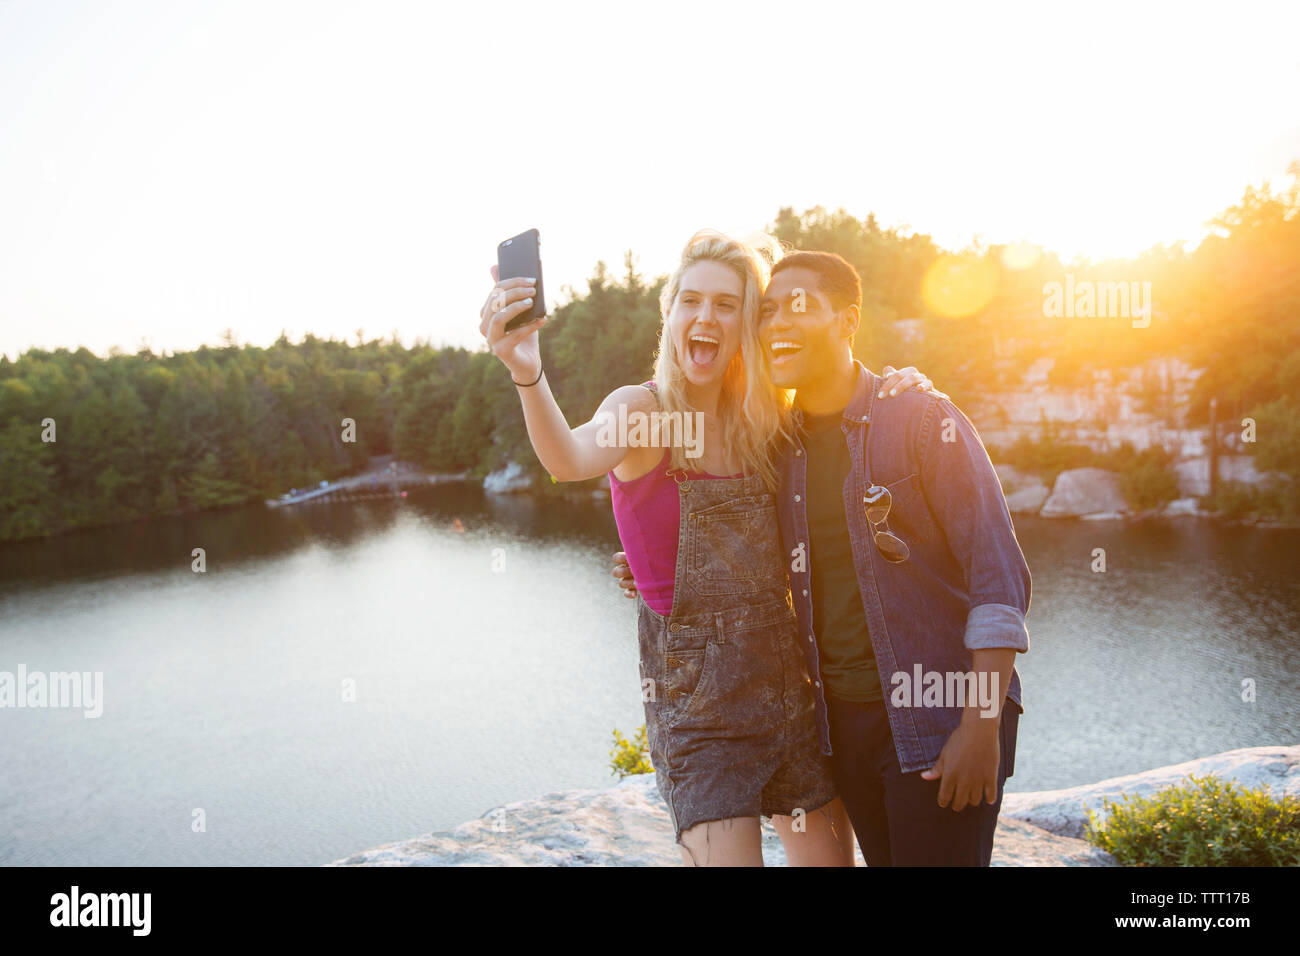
998,431,1094,485
1204,479,1299,522
1205,480,1260,519
1248,396,1300,482
1119,457,1180,511
1099,442,1180,511
994,432,1181,510
608,725,652,779
1085,774,1300,866
1256,481,1300,521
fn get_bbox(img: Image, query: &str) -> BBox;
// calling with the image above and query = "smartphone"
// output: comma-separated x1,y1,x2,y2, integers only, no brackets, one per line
497,228,546,332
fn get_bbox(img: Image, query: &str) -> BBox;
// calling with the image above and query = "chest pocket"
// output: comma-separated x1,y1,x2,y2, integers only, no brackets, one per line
867,471,938,545
684,494,783,596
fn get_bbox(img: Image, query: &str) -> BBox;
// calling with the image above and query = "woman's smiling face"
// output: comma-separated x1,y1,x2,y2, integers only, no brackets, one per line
667,259,745,387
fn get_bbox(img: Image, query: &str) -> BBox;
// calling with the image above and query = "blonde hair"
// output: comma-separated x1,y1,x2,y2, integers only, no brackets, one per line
651,229,793,491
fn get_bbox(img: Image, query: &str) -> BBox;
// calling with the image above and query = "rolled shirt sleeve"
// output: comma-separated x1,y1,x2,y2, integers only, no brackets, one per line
917,398,1031,654
964,601,1030,653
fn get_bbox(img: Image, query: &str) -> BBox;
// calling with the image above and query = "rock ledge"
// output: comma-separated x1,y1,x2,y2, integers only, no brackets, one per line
329,745,1297,866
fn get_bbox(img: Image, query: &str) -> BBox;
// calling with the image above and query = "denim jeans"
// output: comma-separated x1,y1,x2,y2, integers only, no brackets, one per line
825,693,1020,866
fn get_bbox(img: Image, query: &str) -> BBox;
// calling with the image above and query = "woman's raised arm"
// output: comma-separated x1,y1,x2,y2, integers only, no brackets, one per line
480,267,658,482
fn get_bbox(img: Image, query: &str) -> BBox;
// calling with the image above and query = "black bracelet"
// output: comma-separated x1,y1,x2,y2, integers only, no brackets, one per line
513,367,544,387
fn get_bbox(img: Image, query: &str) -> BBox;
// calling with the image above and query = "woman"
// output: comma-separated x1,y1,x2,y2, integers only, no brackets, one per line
478,230,933,866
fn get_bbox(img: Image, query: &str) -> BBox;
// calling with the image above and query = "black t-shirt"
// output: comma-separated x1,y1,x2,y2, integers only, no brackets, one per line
800,409,882,703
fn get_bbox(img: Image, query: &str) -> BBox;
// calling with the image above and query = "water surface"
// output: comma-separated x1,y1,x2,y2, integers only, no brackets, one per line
1,488,1296,865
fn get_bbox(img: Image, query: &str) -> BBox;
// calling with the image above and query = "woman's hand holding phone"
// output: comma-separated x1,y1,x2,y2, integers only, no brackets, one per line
477,262,630,483
479,265,547,383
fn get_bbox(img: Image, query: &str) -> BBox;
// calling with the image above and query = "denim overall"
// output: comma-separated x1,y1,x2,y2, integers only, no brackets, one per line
636,465,838,842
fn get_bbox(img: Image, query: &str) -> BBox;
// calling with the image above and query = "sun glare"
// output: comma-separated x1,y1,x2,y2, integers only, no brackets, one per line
921,255,1000,319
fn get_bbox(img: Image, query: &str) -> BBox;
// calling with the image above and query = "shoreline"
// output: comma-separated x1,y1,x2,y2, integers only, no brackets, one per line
524,481,1300,530
2,467,1297,548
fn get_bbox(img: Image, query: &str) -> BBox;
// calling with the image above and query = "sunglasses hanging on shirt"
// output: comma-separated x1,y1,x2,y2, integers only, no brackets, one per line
863,485,910,563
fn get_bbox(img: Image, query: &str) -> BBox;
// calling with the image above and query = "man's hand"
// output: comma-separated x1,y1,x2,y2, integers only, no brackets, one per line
919,716,1000,812
612,551,637,599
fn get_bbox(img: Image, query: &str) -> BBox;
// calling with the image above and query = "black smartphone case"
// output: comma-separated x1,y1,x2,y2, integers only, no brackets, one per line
497,229,546,331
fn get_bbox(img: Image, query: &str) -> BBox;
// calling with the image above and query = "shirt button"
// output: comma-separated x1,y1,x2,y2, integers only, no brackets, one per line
814,680,822,688
669,623,682,632
795,449,802,456
861,415,868,421
794,494,801,502
807,636,814,643
802,589,808,596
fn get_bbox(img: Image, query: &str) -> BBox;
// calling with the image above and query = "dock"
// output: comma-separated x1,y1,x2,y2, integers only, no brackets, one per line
265,468,468,508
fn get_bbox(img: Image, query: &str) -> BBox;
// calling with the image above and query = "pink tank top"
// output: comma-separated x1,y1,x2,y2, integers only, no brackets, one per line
608,384,741,615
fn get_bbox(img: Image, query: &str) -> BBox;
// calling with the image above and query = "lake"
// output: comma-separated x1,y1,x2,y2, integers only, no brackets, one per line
1,485,1297,865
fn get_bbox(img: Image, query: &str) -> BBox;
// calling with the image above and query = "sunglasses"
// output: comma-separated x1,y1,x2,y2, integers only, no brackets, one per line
863,485,910,563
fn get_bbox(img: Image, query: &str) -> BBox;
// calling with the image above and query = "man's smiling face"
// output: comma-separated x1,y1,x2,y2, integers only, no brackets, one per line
759,266,849,389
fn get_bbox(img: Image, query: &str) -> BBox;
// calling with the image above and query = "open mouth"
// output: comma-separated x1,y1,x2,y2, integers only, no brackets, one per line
687,333,720,367
768,340,804,363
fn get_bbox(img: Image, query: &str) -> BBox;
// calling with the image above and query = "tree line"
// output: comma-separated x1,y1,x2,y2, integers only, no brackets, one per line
1,176,1297,542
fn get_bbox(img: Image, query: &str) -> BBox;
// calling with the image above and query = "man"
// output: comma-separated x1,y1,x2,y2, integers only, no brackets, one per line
759,250,1029,865
617,250,1030,866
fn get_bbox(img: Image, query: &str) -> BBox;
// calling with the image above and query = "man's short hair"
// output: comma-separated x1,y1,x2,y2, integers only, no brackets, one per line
770,250,862,313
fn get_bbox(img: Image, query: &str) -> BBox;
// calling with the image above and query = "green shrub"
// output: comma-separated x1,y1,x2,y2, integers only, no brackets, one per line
1119,457,1180,510
1248,396,1300,483
1205,480,1261,519
1204,479,1299,522
1085,774,1300,866
998,430,1094,485
609,725,653,779
995,431,1181,510
1099,442,1180,511
1255,481,1300,521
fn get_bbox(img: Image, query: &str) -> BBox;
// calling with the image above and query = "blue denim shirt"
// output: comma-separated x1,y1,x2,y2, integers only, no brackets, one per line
778,361,1030,772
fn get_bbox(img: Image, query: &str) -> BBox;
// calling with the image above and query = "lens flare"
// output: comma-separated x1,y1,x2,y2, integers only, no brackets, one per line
921,255,999,318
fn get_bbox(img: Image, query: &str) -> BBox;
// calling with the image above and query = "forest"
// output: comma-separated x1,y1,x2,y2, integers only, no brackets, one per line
2,173,1297,542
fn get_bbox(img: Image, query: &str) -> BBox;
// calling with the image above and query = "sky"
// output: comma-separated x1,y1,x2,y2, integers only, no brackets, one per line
1,0,1298,359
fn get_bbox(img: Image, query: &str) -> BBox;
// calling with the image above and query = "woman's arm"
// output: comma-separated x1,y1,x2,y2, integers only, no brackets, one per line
479,269,659,482
518,378,659,482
